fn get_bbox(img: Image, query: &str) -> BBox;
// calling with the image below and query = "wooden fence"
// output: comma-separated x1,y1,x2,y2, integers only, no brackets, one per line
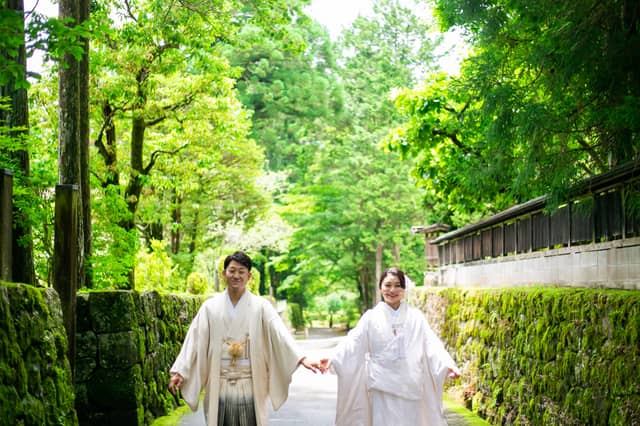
432,161,640,266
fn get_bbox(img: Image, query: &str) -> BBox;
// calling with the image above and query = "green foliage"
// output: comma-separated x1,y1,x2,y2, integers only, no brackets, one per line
135,240,180,292
186,272,208,295
1,93,57,285
287,302,305,331
11,73,60,286
0,8,28,88
414,287,640,425
149,404,192,426
86,0,301,288
225,19,346,179
305,290,361,329
388,0,640,224
443,394,492,425
91,186,138,289
277,0,439,310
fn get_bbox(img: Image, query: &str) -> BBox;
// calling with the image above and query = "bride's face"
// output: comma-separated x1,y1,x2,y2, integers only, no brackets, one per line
380,275,404,309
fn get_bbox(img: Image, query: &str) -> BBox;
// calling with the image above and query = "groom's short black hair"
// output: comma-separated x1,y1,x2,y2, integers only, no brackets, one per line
224,251,252,271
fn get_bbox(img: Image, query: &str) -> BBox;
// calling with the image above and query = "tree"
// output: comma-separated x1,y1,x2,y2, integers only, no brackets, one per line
280,0,437,309
283,135,427,310
79,0,91,287
220,13,350,300
226,17,346,181
88,0,303,288
133,92,271,279
387,0,640,224
0,0,35,284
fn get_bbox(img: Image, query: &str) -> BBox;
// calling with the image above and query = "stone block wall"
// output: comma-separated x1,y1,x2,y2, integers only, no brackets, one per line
414,286,640,425
0,282,78,425
74,290,203,426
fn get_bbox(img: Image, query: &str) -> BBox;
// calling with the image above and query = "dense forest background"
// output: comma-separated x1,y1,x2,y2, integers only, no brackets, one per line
2,0,639,324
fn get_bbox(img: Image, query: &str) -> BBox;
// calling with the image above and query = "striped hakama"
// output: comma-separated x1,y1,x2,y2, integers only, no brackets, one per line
217,363,256,426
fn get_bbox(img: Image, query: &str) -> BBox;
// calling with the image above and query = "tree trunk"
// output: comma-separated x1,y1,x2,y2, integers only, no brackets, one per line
1,0,35,284
79,0,91,288
358,264,371,311
96,101,119,187
144,221,163,246
125,114,146,231
393,242,400,263
171,191,181,254
189,208,199,253
375,243,383,304
118,114,146,289
57,0,82,377
0,170,13,281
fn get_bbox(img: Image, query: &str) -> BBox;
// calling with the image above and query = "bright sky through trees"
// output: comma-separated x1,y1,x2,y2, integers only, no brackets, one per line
25,0,465,75
307,0,467,74
306,0,374,38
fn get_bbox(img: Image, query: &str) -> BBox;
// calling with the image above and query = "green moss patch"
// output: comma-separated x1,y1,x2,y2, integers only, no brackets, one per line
415,287,640,426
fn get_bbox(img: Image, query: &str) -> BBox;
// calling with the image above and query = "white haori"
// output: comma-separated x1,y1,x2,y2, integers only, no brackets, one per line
331,301,460,426
170,289,303,426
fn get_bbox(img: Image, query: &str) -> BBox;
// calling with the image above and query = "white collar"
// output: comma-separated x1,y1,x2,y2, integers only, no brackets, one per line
225,290,246,318
383,301,402,318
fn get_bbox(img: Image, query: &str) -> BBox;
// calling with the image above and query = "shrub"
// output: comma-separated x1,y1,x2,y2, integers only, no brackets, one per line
288,302,305,331
186,272,208,295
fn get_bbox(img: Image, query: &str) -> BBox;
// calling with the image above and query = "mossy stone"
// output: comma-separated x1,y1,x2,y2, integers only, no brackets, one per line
0,283,78,425
75,356,97,384
0,385,19,418
25,349,43,394
74,382,89,413
89,291,137,333
0,287,17,347
88,366,142,410
76,293,91,333
144,318,158,349
141,290,163,321
76,330,97,359
98,331,141,370
415,286,640,426
54,366,77,419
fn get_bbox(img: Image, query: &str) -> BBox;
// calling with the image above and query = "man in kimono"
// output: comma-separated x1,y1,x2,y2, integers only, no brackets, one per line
319,267,461,426
169,251,319,426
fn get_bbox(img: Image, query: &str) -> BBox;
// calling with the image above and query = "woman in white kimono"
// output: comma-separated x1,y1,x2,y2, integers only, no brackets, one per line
319,267,460,426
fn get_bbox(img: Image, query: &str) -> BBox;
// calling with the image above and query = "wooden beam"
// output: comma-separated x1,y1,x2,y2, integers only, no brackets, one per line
0,169,13,281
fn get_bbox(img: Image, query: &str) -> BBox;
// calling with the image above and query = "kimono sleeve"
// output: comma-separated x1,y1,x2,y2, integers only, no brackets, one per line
424,321,459,378
331,311,372,426
170,304,212,411
262,301,303,410
422,319,460,410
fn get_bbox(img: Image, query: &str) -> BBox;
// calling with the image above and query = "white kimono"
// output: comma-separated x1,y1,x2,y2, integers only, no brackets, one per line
170,290,303,426
331,301,459,426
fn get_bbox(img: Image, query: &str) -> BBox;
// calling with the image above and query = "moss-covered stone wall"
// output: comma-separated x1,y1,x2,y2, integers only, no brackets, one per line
0,282,78,425
414,287,640,425
75,290,203,426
